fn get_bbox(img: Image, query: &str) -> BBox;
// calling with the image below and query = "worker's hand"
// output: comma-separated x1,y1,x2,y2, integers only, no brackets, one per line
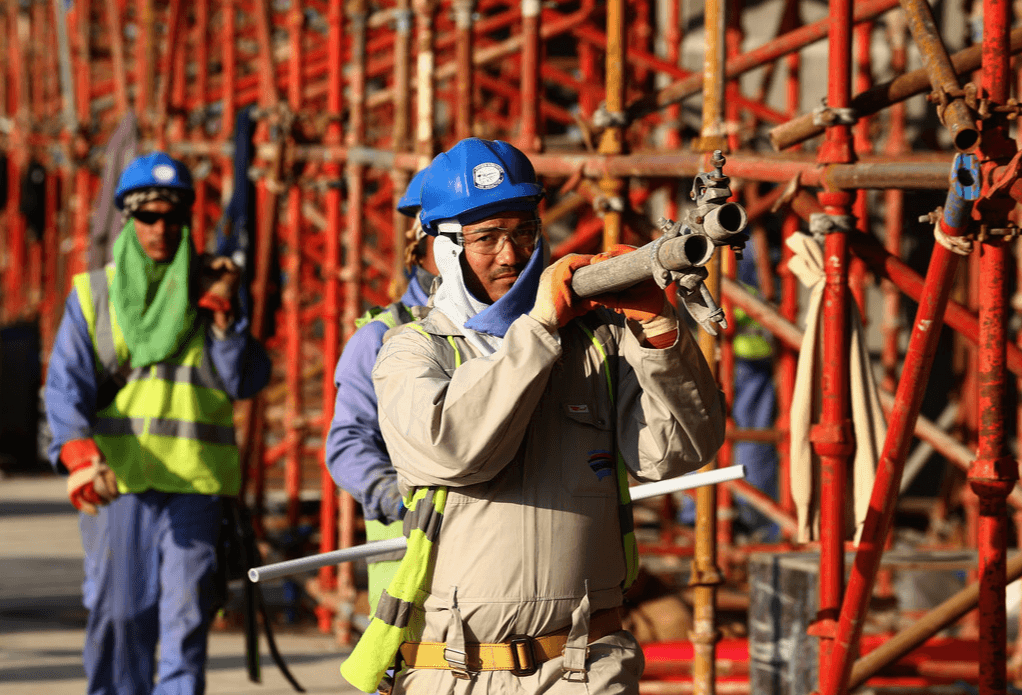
589,245,668,324
62,438,119,515
529,254,597,331
198,255,242,332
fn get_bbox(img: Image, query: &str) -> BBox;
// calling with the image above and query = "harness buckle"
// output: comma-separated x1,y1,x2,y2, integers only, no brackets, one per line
508,635,538,677
443,646,473,680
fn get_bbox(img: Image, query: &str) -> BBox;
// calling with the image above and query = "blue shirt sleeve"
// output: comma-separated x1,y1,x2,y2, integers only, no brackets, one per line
45,290,99,472
206,316,272,400
325,320,404,523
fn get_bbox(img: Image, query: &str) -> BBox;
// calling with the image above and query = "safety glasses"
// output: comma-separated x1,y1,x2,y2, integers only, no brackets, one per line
461,220,541,256
131,209,187,226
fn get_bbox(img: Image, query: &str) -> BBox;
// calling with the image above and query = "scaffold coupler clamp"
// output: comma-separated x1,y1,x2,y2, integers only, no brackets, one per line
653,217,725,336
808,211,856,244
811,103,858,128
591,102,629,130
687,150,750,258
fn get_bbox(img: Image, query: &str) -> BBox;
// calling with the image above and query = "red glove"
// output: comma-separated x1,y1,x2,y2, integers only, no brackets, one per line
590,245,668,323
529,254,598,330
62,439,119,515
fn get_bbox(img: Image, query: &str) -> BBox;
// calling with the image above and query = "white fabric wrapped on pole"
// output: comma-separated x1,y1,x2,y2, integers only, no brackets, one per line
787,232,886,543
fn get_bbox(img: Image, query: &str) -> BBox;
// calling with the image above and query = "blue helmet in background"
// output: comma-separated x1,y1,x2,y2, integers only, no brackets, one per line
397,168,428,218
418,138,544,235
114,152,195,210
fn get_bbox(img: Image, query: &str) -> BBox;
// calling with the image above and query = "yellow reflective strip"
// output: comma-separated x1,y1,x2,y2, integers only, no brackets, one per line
579,325,614,406
446,336,462,368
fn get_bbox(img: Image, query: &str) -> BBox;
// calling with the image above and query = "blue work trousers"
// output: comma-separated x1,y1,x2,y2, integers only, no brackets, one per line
80,491,221,695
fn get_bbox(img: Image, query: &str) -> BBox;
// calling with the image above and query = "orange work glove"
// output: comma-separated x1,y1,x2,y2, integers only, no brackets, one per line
529,253,598,330
589,245,668,323
62,438,119,515
197,255,241,314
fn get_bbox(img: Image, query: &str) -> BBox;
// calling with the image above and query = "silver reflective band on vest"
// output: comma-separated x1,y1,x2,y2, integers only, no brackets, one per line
94,417,147,436
127,363,225,391
376,590,414,628
94,416,235,445
149,418,236,445
87,269,120,375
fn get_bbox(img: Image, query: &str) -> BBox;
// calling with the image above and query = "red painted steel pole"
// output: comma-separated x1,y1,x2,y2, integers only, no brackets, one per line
812,0,855,683
823,155,982,695
849,19,873,318
775,0,802,518
518,0,541,152
283,0,304,534
69,0,90,283
104,0,128,117
337,0,369,647
135,0,153,131
390,0,412,290
5,0,26,321
190,0,209,253
453,0,473,142
625,0,900,122
317,0,344,635
881,10,908,394
968,0,1018,691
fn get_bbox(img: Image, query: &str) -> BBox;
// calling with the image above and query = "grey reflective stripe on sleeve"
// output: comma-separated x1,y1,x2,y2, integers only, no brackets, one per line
88,270,119,375
402,490,443,542
125,363,225,391
375,589,413,628
94,417,146,436
148,418,236,445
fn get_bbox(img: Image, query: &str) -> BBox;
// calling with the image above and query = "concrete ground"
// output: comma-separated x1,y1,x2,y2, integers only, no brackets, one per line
0,472,361,694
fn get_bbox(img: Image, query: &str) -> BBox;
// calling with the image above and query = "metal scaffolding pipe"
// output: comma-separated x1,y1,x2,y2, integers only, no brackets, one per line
316,0,344,637
624,0,899,123
823,155,981,695
769,26,1022,152
969,1,1017,691
898,0,979,152
849,554,1022,690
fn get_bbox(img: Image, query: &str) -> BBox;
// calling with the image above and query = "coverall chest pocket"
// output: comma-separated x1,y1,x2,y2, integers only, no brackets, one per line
560,401,618,498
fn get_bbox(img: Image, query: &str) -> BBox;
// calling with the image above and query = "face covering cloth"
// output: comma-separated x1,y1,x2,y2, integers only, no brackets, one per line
430,234,545,355
110,218,198,368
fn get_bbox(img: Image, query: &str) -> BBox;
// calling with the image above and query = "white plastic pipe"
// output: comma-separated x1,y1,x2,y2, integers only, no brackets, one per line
248,464,746,583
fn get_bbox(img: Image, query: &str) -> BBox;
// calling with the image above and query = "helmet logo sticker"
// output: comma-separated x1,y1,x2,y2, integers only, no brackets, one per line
152,164,176,182
472,163,505,190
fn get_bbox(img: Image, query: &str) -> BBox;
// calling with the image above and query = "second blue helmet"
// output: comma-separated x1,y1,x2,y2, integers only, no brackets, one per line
397,168,429,218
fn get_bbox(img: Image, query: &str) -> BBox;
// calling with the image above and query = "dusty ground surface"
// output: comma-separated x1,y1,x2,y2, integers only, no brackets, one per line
0,472,361,695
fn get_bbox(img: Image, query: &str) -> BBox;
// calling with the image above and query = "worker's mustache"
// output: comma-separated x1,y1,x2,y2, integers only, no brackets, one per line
489,263,526,281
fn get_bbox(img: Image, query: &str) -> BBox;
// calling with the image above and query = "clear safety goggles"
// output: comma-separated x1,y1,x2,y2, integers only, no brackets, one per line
460,219,541,256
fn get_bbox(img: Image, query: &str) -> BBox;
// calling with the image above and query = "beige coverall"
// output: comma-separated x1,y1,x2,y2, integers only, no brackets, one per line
373,308,725,694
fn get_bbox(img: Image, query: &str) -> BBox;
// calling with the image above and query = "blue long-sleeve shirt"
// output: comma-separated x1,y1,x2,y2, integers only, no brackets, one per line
325,278,430,523
45,287,272,470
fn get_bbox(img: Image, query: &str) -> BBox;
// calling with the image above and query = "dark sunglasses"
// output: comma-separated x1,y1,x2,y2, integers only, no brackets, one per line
131,209,187,226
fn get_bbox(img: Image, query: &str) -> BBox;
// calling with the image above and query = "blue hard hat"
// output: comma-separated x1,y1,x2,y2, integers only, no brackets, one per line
397,169,428,217
418,138,544,235
114,152,195,210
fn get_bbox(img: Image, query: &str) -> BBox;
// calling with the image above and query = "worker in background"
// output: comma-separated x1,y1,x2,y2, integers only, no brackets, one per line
341,138,726,694
676,243,778,541
44,152,271,695
730,241,779,540
325,168,438,614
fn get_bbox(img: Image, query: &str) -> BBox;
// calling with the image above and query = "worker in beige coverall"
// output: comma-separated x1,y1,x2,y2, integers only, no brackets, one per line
373,138,726,694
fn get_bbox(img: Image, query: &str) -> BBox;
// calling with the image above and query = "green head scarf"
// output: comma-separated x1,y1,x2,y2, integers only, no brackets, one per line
111,218,198,368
